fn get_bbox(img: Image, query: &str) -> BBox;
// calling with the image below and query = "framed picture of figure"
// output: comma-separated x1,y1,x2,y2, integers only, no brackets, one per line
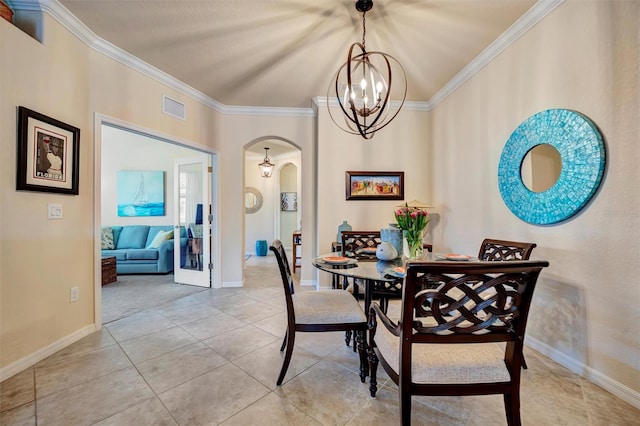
16,106,80,195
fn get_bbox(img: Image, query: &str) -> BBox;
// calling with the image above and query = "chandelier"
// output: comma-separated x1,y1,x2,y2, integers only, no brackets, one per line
328,0,407,139
258,147,275,178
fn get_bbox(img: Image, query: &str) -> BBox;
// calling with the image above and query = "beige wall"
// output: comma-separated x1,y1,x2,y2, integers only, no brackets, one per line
430,0,639,394
0,14,223,373
1,15,95,372
1,0,638,406
221,114,313,285
316,104,431,255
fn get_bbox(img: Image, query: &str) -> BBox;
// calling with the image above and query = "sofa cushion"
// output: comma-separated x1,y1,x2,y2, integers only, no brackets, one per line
126,250,159,261
101,227,115,249
116,225,150,249
147,230,173,249
102,249,128,262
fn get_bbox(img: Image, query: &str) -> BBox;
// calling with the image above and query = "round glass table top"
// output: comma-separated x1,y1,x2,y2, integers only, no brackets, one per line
312,252,472,282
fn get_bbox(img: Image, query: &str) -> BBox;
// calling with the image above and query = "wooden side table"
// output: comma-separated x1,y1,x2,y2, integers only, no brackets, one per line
292,232,302,273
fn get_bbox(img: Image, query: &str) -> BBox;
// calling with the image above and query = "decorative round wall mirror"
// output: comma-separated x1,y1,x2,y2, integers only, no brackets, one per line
498,109,606,225
520,144,562,193
245,187,263,214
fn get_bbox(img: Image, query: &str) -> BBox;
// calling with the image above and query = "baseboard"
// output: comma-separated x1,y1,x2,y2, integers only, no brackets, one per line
299,279,316,287
0,324,96,382
526,336,640,409
222,281,244,288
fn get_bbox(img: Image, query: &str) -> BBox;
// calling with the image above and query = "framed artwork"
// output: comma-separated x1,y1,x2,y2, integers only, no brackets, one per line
117,170,165,216
16,106,80,195
281,192,297,211
346,171,404,200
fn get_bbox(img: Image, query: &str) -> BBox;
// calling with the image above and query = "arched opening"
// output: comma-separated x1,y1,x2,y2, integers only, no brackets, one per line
243,138,301,263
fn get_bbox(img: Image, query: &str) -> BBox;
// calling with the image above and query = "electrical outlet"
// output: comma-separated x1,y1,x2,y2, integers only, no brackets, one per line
70,287,79,302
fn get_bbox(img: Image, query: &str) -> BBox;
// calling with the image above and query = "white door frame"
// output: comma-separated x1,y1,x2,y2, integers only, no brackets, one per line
93,114,221,329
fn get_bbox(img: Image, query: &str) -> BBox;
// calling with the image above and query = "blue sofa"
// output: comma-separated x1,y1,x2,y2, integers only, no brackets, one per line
101,225,188,274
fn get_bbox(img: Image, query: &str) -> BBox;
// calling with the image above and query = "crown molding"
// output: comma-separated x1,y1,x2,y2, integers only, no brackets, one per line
221,105,315,117
429,0,564,108
10,0,563,117
313,97,431,112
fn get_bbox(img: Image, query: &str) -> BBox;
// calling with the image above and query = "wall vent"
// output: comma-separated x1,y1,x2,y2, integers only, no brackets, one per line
162,95,186,120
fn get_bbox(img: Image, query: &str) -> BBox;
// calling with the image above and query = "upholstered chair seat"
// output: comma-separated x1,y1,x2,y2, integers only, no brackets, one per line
375,325,510,384
292,291,366,324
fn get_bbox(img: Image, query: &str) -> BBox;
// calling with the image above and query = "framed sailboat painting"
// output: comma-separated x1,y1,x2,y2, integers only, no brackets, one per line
117,170,165,217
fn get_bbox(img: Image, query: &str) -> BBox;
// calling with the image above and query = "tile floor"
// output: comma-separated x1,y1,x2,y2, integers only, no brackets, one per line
1,254,639,425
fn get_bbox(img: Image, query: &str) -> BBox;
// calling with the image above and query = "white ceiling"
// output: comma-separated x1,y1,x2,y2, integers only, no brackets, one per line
58,0,538,111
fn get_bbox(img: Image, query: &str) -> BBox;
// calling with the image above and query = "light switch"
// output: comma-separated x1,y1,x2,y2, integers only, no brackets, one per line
48,203,63,219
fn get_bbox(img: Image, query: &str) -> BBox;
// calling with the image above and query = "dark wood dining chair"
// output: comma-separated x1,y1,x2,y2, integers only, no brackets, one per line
339,230,383,350
478,238,536,261
341,231,381,259
478,238,537,369
269,240,369,385
368,259,549,426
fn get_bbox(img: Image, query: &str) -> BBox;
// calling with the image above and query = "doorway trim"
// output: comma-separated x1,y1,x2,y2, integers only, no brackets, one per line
93,113,220,329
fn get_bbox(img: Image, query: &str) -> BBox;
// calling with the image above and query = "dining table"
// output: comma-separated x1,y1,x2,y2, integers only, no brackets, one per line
312,251,476,315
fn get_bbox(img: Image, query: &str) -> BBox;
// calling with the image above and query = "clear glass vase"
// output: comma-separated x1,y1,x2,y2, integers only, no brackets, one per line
403,230,424,259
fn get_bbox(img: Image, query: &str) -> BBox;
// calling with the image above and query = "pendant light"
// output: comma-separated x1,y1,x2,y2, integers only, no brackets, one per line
259,147,275,178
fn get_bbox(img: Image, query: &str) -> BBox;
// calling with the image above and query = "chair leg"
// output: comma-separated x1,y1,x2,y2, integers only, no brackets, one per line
280,330,288,352
504,390,522,426
522,355,528,369
276,329,295,386
400,382,412,426
345,330,352,346
355,330,368,382
380,297,388,314
368,346,379,397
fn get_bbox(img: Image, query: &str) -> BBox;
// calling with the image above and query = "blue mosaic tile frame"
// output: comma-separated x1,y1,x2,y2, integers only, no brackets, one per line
498,109,605,225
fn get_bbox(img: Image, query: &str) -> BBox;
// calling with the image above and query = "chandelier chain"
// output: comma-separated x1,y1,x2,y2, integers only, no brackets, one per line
361,11,366,48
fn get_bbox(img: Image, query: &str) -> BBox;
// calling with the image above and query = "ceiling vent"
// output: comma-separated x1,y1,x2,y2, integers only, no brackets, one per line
162,95,186,120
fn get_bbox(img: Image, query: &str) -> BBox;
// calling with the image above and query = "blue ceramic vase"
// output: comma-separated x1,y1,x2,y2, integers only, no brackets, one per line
337,220,352,243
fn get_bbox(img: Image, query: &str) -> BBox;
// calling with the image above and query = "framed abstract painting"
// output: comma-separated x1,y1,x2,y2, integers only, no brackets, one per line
281,192,297,211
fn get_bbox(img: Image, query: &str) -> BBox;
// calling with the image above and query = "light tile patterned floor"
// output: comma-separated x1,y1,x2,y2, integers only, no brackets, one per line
1,254,639,425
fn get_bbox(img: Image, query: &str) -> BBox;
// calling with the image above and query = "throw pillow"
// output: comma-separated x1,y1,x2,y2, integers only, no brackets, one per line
147,230,170,249
101,227,115,249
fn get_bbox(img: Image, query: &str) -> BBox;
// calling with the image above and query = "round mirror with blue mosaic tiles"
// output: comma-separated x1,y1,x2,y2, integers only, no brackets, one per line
498,109,606,225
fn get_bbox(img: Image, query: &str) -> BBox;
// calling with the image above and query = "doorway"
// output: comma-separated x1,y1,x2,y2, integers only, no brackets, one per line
243,139,301,258
95,117,219,327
